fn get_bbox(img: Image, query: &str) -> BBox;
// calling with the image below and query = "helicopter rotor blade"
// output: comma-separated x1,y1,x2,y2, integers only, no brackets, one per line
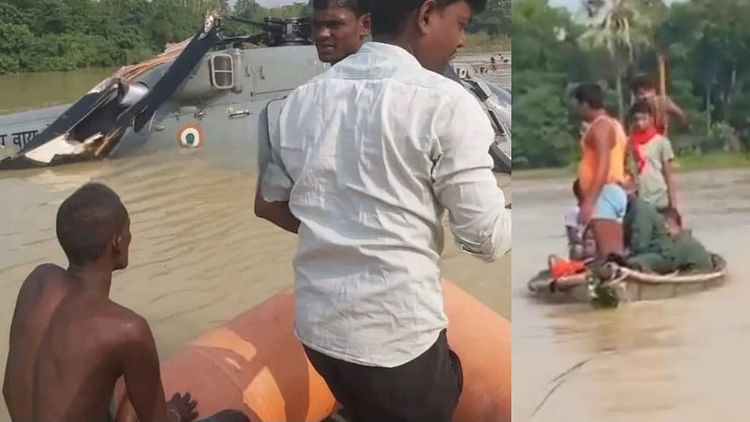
117,14,222,132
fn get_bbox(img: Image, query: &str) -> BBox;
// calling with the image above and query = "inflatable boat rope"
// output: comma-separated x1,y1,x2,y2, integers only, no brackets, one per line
552,256,727,288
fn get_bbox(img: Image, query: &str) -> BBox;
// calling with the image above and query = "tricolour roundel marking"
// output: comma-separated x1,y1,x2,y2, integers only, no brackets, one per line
176,123,204,149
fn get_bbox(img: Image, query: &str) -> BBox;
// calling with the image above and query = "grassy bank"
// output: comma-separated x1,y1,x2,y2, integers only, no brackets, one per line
676,152,750,171
514,152,750,181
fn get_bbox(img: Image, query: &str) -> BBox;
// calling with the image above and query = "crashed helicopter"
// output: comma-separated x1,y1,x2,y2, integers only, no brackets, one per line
0,12,511,173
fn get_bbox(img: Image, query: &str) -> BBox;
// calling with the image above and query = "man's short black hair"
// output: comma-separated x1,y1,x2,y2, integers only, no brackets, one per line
371,0,486,37
662,207,682,227
56,183,128,266
631,74,656,92
629,99,654,117
312,0,371,16
573,83,604,109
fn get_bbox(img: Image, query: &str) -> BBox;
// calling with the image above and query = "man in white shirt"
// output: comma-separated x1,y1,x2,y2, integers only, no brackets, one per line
254,0,510,420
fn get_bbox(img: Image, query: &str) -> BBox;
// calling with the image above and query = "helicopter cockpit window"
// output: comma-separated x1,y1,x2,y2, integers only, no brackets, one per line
209,54,234,90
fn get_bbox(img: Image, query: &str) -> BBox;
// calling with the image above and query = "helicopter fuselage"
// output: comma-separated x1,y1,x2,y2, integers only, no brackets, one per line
0,43,510,173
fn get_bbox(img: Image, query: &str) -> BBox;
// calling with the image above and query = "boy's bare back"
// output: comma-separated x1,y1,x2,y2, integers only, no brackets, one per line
4,181,247,422
4,183,190,422
3,263,152,422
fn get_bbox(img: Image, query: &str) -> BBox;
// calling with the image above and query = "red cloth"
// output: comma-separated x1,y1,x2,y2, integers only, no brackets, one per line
549,257,586,279
630,127,658,174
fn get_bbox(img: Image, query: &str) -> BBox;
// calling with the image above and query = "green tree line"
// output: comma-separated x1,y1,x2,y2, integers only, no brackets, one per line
0,0,309,75
0,0,509,76
513,0,750,169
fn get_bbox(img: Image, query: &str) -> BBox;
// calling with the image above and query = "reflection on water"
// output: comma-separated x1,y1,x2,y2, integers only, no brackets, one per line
0,148,510,420
513,169,750,421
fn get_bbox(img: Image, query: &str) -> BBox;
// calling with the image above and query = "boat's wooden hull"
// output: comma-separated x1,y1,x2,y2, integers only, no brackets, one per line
528,254,728,303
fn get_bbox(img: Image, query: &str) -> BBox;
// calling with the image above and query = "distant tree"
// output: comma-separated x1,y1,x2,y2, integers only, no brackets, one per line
578,0,652,120
470,0,511,36
234,0,254,16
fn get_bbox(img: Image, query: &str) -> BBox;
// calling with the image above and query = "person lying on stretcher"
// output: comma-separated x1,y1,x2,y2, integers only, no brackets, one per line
622,189,677,273
662,207,713,272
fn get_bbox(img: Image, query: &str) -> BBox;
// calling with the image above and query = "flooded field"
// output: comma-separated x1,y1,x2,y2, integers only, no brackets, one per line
454,51,512,87
513,169,750,421
0,50,511,420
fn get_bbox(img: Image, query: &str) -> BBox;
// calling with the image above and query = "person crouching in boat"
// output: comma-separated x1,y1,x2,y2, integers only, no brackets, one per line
2,183,248,422
622,179,677,273
662,207,713,271
629,99,679,212
564,179,596,261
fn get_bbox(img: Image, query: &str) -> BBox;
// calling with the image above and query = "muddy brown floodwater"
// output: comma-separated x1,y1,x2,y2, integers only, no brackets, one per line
0,68,116,115
0,149,510,421
513,169,750,421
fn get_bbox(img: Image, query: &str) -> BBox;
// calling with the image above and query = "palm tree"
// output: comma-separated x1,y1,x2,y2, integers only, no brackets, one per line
635,0,672,94
578,0,651,120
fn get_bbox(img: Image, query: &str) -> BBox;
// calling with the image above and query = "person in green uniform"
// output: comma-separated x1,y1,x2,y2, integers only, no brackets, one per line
622,181,676,273
662,207,714,271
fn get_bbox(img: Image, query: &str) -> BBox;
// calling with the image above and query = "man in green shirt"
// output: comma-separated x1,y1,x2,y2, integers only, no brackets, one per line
622,184,676,274
662,207,714,271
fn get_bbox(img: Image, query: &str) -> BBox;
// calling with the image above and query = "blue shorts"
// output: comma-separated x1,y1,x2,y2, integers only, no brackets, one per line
592,183,627,223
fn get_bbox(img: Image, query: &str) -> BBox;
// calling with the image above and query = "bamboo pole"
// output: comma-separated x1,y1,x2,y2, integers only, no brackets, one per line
658,53,666,95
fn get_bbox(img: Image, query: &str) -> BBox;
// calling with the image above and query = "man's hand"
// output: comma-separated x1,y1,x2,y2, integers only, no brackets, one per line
254,184,300,234
166,393,198,422
666,96,688,127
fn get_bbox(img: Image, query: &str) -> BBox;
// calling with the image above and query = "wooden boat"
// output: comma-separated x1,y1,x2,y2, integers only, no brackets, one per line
527,253,728,303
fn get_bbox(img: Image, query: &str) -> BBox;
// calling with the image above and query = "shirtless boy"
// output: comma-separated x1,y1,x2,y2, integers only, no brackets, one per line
3,183,246,422
631,74,688,136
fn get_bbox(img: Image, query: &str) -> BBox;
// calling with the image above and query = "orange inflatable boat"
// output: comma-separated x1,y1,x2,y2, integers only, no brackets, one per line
115,281,510,422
